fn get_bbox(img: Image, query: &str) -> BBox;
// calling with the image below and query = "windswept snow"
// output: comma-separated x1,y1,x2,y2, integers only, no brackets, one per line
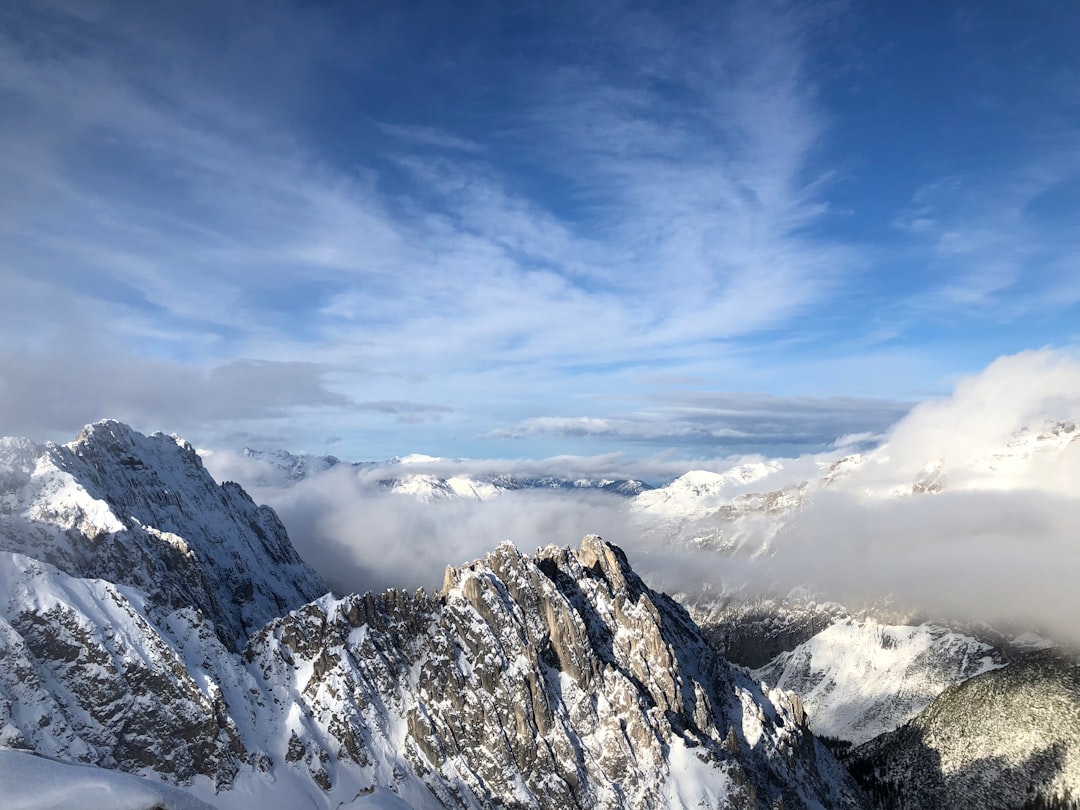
0,749,213,810
753,618,1004,744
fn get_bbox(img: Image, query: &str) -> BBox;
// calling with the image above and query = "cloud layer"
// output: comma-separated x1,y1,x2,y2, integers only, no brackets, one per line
209,350,1080,644
748,349,1080,640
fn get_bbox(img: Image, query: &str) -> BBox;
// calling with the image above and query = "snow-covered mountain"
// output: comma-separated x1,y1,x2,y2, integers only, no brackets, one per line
0,422,863,809
385,472,652,502
752,618,1004,745
629,418,1080,558
6,417,1076,808
688,596,1017,745
640,418,1080,763
0,421,327,650
220,418,1080,767
237,447,347,485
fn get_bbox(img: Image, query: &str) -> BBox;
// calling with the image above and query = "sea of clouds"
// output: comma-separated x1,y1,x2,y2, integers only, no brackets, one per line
204,349,1080,641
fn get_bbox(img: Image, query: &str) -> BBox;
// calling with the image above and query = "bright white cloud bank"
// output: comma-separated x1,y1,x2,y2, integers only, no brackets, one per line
779,349,1080,638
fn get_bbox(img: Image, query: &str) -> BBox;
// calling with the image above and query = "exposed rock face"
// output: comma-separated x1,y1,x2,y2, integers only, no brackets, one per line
0,534,866,807
692,596,851,671
847,654,1080,809
242,536,865,808
0,552,248,788
0,420,328,650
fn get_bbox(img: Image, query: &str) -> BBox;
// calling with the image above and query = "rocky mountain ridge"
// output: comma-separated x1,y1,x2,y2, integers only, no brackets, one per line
0,422,863,809
0,421,327,651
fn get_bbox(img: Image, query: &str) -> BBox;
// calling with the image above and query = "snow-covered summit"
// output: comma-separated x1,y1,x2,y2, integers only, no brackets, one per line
0,420,328,650
634,464,783,516
395,453,442,464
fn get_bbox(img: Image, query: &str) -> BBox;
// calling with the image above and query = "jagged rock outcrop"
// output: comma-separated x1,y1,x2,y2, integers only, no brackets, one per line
0,533,866,808
0,420,328,650
847,653,1080,809
229,535,866,808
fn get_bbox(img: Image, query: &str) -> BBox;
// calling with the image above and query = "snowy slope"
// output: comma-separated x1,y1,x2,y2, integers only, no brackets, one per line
0,749,213,810
834,418,1080,499
386,472,504,502
849,653,1080,809
752,618,1004,744
0,527,866,809
382,471,652,502
633,464,786,520
237,448,344,484
0,551,250,787
628,457,855,557
0,424,864,808
221,535,863,809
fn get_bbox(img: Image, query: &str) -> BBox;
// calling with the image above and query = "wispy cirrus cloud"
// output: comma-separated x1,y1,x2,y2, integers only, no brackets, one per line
376,122,485,154
892,160,1080,318
4,1,1076,458
0,0,851,454
355,400,454,424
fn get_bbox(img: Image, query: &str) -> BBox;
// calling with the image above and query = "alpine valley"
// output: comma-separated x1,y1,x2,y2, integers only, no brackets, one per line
2,419,1079,809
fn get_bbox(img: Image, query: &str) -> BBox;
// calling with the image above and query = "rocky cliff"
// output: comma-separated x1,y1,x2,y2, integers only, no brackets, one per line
238,535,865,808
0,420,328,650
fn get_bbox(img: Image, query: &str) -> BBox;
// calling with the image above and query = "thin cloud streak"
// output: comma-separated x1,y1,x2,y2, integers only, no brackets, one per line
489,392,911,453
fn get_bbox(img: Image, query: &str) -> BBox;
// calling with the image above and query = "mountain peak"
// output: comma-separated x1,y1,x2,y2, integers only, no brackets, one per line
0,421,328,650
257,534,864,808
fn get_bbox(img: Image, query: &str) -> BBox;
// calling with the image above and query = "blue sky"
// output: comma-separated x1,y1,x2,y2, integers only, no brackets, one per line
1,0,1078,461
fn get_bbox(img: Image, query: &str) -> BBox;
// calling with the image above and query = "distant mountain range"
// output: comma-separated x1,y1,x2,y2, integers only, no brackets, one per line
226,420,1080,576
235,446,654,498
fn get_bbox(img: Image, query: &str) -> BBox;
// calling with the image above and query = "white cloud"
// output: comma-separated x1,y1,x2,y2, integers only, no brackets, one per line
213,349,1080,645
0,1,859,452
757,349,1080,641
4,1,1076,464
893,159,1080,322
248,470,638,595
844,349,1080,494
